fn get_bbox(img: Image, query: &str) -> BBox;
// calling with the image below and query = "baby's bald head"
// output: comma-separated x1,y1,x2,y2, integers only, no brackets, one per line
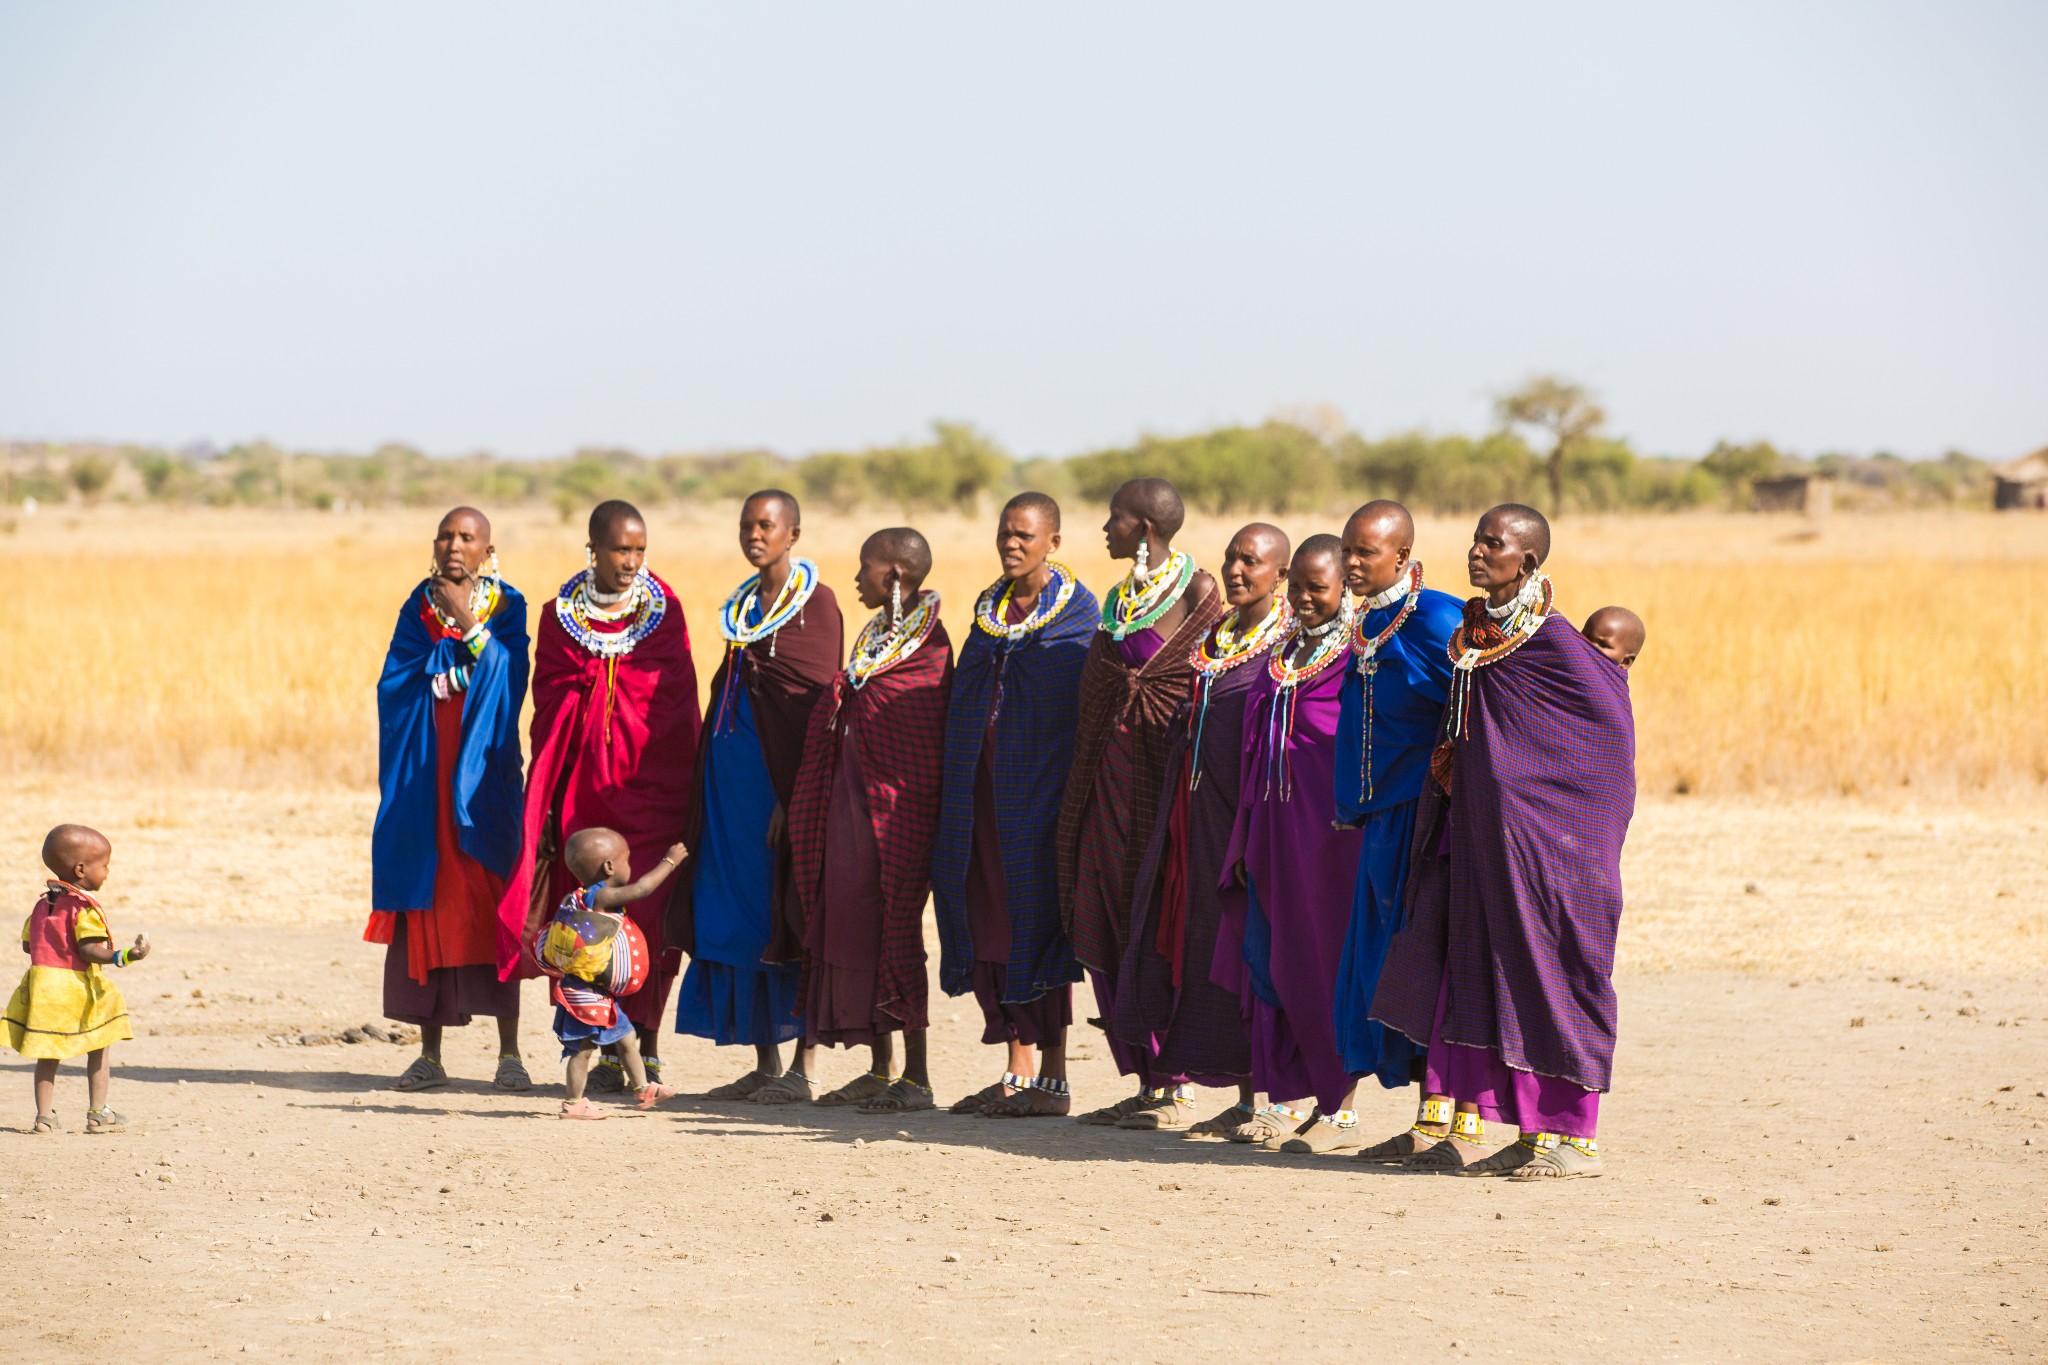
42,824,112,888
1582,606,1646,668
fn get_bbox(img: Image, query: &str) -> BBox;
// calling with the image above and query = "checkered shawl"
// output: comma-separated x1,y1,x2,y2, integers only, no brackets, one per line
931,580,1099,1002
1369,612,1636,1092
663,583,843,958
1055,582,1225,973
785,619,953,1016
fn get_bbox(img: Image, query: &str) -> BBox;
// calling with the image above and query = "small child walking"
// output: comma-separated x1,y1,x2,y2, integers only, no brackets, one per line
6,824,151,1134
530,827,687,1119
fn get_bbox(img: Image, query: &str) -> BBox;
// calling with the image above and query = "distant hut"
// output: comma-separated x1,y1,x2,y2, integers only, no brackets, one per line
1992,450,2048,511
1750,473,1832,515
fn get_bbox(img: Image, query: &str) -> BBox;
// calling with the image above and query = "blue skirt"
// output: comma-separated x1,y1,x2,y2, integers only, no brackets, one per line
674,687,802,1047
554,1004,634,1059
1332,797,1423,1088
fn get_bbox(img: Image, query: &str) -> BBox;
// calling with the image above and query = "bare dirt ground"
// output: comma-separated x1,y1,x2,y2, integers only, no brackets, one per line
1,782,2044,1363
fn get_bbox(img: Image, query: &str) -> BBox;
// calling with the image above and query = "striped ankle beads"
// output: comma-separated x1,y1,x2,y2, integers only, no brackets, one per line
1002,1071,1031,1092
1524,1131,1598,1155
1032,1076,1070,1097
1451,1110,1487,1144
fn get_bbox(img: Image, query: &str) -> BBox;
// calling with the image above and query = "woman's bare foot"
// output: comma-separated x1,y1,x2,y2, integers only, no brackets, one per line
1353,1125,1449,1164
705,1069,776,1101
982,1085,1071,1118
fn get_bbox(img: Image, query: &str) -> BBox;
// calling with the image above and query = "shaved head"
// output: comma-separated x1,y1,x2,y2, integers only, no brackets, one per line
1582,606,1647,668
442,505,491,540
1003,491,1061,532
588,499,644,543
743,488,801,527
563,827,629,885
1294,533,1344,571
42,824,110,881
862,527,934,582
1113,478,1186,540
1234,521,1290,563
1487,503,1552,566
1345,499,1414,551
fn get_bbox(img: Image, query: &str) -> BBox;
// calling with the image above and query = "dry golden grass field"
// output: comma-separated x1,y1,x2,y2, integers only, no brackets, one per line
1,503,2045,1363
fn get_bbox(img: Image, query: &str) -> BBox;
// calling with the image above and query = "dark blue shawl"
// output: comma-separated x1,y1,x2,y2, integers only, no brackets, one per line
371,581,531,912
932,580,1098,1001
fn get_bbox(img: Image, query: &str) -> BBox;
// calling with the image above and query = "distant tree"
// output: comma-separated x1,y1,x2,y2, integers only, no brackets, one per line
69,453,115,503
1494,375,1605,515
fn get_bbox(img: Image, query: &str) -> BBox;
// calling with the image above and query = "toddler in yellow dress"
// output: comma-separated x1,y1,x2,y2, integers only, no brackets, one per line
4,825,151,1133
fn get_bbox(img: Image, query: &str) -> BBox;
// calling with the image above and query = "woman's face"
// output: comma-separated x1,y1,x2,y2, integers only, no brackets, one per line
433,510,491,582
1219,530,1284,611
1101,494,1146,562
1287,551,1346,629
739,496,799,569
853,551,897,613
590,516,648,595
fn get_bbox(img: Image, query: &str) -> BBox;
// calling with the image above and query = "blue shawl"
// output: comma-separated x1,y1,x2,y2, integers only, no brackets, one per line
1333,587,1462,821
371,581,531,912
932,580,1098,1001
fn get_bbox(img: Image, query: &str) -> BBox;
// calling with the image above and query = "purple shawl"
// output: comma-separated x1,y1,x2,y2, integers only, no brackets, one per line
1370,613,1635,1092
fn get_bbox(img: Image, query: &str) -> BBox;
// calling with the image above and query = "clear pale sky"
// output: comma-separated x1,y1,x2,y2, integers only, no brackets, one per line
2,2,2042,460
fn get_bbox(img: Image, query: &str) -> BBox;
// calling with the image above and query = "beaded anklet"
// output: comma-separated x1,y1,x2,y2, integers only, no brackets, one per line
1524,1131,1598,1155
1329,1109,1358,1128
1451,1110,1486,1144
1001,1071,1031,1092
1419,1097,1453,1127
1266,1103,1312,1124
1032,1076,1070,1097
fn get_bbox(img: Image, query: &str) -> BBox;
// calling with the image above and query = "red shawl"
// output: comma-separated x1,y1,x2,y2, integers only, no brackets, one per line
786,617,953,1015
665,581,843,960
1056,582,1225,973
494,576,699,1029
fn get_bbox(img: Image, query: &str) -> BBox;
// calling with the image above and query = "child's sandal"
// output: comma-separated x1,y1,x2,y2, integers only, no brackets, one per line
85,1108,128,1135
559,1098,609,1120
31,1111,57,1135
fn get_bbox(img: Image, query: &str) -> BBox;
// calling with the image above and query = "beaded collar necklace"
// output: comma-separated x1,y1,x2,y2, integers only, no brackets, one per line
1184,599,1289,790
719,558,819,653
1433,571,1555,790
1350,561,1423,804
1261,603,1352,803
974,561,1077,641
557,569,667,658
846,590,941,690
1101,549,1195,640
425,574,501,637
1190,599,1290,677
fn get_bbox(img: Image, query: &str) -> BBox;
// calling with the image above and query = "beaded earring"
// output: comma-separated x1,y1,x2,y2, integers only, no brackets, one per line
586,546,596,571
427,558,439,579
485,550,501,579
890,578,903,627
1133,538,1150,583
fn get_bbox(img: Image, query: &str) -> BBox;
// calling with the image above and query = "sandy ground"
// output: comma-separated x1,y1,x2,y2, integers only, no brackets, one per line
1,784,2044,1362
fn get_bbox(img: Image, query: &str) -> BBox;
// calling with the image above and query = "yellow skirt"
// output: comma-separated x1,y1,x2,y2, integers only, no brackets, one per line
3,964,132,1060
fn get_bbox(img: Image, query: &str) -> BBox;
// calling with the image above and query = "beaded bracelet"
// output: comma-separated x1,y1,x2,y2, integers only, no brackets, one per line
112,948,131,968
463,626,492,659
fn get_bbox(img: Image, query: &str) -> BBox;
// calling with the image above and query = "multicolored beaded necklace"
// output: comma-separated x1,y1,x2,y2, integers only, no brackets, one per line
973,561,1077,641
557,569,666,658
846,590,941,690
1100,549,1195,640
1350,561,1423,804
425,574,501,638
719,558,819,654
1185,599,1289,789
1431,570,1554,793
1262,606,1353,802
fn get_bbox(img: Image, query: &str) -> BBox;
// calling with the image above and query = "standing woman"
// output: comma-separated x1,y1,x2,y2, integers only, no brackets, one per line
499,499,700,1093
668,490,843,1100
368,507,531,1091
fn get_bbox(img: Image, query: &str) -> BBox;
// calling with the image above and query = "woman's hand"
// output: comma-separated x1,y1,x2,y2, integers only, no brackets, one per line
765,806,787,850
428,575,478,635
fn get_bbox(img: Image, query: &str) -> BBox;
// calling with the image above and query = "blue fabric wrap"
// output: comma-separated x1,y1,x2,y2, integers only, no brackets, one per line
673,687,802,1046
370,581,531,912
1333,588,1461,822
1332,795,1423,1086
932,582,1099,1002
1242,878,1280,1009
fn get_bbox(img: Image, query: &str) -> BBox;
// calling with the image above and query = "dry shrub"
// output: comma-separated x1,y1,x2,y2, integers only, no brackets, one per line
0,505,2041,797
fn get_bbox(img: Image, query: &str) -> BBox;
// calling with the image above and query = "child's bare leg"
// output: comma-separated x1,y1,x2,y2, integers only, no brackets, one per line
615,1032,649,1090
85,1048,110,1111
900,1029,929,1090
33,1058,58,1116
565,1045,596,1102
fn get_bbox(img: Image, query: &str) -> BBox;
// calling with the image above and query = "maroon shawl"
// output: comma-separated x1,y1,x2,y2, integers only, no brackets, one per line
664,580,843,960
494,577,698,1031
1056,582,1225,973
787,617,954,1022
